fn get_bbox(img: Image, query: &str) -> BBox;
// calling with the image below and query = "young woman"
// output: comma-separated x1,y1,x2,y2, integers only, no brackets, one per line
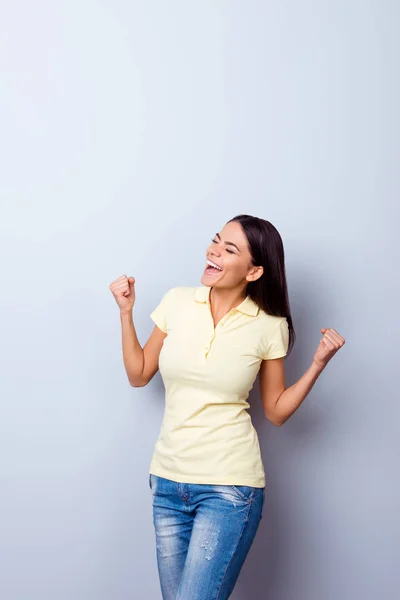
110,214,345,600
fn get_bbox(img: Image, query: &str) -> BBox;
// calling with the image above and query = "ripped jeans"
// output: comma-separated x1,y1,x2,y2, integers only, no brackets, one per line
149,474,265,600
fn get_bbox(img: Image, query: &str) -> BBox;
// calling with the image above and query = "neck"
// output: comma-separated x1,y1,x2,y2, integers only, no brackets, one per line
209,285,247,313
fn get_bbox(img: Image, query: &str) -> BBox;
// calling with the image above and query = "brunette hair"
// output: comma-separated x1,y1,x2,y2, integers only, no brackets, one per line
228,214,296,355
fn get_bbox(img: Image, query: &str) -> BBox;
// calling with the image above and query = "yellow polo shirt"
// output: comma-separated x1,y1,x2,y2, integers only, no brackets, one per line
149,285,289,488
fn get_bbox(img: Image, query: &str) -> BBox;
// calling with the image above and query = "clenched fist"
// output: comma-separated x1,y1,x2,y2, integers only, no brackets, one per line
109,275,136,313
313,327,345,370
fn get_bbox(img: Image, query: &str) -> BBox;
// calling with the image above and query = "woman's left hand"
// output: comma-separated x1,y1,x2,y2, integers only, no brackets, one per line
313,328,345,370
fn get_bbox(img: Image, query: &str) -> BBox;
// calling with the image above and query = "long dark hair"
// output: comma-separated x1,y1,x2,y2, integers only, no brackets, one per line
228,214,296,356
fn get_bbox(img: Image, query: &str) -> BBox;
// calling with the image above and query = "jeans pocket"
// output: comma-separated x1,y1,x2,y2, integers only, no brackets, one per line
229,484,255,503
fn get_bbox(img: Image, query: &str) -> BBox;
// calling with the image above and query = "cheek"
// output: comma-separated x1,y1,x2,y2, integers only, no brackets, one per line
225,258,247,277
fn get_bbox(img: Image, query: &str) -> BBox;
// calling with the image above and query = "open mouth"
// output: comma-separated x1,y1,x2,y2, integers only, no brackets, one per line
205,259,223,276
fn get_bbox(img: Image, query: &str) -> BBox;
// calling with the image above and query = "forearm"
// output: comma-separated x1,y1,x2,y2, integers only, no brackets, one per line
120,310,144,386
274,361,325,426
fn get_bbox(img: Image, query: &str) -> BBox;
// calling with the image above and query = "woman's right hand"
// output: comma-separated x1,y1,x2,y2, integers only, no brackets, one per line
109,275,136,313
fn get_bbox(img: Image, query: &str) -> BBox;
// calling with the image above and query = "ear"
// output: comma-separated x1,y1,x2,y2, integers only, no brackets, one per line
246,265,264,283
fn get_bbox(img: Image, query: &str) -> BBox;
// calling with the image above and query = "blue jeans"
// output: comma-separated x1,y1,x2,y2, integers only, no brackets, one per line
149,474,265,600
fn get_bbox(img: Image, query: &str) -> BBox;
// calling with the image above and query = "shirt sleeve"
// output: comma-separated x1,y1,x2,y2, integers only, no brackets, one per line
149,287,175,334
260,317,289,360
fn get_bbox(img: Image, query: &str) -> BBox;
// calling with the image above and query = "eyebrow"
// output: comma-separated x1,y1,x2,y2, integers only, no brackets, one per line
215,232,241,252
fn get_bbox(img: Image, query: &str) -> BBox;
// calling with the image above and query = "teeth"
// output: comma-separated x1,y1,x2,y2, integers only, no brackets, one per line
207,259,222,271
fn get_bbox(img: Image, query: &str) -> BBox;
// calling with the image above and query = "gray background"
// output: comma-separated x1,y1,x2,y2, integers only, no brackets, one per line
1,1,398,599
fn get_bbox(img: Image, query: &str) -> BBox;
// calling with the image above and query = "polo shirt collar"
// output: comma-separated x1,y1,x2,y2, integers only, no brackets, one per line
194,286,259,317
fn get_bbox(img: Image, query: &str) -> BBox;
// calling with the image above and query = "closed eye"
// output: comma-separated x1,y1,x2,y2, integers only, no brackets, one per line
211,238,234,254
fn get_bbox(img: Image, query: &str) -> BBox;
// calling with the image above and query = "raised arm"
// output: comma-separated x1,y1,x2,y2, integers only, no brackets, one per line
259,326,345,426
120,312,166,387
110,275,167,387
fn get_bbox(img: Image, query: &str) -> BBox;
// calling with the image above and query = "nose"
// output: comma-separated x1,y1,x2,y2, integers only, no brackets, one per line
209,245,221,257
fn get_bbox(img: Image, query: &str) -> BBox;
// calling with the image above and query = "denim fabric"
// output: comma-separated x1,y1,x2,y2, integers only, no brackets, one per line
149,473,265,600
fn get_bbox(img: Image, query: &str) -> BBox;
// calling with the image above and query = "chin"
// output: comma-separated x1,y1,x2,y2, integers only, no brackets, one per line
201,274,221,287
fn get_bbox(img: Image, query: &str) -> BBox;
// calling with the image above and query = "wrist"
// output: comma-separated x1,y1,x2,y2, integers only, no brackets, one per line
311,359,326,374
